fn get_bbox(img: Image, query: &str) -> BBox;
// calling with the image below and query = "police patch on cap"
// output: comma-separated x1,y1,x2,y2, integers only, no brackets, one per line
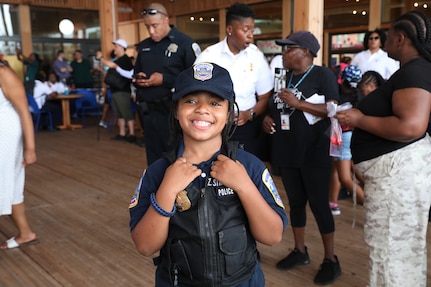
194,62,213,81
172,62,235,102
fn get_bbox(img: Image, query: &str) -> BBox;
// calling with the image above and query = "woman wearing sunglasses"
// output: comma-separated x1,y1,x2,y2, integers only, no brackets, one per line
351,29,399,80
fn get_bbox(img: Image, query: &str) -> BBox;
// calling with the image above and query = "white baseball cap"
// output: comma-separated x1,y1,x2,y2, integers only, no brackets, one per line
112,39,128,49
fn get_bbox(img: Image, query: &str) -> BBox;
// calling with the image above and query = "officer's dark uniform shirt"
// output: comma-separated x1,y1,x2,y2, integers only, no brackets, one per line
134,25,200,103
129,141,287,286
269,65,339,168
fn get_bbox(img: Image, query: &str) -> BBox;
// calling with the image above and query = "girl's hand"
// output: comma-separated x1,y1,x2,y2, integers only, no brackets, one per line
159,157,201,196
210,154,249,191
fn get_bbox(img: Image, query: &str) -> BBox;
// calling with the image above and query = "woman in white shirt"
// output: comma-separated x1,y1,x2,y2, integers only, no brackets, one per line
194,3,273,158
351,29,399,80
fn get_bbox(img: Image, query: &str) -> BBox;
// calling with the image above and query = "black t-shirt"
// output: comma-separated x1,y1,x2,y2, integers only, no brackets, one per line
351,57,431,163
269,65,339,168
111,54,133,93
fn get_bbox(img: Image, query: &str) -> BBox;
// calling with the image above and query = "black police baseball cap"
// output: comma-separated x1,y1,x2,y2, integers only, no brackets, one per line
172,62,235,102
276,30,320,57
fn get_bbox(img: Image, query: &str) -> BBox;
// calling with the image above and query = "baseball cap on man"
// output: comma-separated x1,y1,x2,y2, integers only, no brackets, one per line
276,30,320,57
113,39,128,49
173,62,235,103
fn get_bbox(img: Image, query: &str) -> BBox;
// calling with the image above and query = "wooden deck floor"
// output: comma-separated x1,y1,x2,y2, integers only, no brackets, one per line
1,123,430,286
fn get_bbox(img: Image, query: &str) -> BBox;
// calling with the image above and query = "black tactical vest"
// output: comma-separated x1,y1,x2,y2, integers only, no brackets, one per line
155,142,258,287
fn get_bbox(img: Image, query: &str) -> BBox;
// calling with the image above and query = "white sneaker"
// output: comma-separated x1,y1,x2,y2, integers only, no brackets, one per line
99,120,108,128
329,202,341,216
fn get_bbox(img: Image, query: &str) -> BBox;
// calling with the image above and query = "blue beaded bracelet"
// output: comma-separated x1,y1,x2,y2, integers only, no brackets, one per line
150,193,176,217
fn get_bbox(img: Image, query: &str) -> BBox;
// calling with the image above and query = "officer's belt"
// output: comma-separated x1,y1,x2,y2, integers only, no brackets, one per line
139,97,171,114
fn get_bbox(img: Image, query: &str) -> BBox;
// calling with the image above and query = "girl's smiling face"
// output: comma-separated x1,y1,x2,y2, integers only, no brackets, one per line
176,92,229,143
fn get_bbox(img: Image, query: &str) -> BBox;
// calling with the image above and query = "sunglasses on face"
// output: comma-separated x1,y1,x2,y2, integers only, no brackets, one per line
141,9,167,16
368,36,380,41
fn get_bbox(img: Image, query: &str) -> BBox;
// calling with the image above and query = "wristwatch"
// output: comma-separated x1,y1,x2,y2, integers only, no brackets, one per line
249,109,256,121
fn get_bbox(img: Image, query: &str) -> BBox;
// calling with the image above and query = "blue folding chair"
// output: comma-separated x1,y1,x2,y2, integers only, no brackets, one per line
74,89,101,127
26,93,54,133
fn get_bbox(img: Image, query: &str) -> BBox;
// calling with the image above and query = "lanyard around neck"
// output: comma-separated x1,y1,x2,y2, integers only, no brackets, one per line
287,64,314,89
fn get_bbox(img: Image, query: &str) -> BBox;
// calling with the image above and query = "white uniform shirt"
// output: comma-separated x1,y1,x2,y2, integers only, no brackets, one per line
195,38,273,111
351,48,399,80
33,80,65,109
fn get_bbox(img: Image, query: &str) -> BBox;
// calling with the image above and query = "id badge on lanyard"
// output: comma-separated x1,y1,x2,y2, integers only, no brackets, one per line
280,88,301,131
280,111,290,130
279,65,314,131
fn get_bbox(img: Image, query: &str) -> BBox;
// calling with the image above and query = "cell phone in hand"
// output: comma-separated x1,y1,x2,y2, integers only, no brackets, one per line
133,74,147,79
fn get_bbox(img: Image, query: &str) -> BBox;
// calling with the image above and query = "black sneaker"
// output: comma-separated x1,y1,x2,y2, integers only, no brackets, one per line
126,135,137,143
313,255,341,285
276,247,310,270
111,134,126,141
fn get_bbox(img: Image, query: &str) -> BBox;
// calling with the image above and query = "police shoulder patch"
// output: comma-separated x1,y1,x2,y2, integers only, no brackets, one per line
129,170,146,209
262,168,285,209
192,42,201,57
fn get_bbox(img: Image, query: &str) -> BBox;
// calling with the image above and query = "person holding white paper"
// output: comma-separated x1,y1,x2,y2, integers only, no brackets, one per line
262,30,340,285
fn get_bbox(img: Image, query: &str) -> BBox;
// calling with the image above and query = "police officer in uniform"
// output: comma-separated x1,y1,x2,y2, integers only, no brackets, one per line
129,62,288,286
133,2,201,165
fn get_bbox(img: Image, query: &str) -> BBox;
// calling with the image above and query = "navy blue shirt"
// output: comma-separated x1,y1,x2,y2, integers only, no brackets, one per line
129,142,287,286
129,142,287,229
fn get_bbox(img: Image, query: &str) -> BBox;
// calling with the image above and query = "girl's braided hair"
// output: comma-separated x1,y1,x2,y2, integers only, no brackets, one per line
358,71,385,89
392,11,431,62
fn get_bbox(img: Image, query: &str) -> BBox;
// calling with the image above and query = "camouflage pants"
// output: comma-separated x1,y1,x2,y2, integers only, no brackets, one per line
356,135,431,287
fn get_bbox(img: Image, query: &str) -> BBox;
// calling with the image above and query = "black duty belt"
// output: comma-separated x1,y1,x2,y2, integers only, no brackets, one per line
137,97,171,115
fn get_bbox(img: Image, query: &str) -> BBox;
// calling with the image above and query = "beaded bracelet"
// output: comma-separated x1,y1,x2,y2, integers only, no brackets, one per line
150,193,176,217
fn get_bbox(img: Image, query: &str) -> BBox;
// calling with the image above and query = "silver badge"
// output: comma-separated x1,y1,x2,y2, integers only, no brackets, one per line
193,63,213,81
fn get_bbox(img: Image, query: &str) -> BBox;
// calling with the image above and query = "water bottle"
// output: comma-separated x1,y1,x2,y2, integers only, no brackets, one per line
62,79,69,95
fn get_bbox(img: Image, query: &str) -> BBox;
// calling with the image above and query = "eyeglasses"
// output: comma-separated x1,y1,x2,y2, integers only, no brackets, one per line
282,45,301,52
368,36,380,41
141,9,167,16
